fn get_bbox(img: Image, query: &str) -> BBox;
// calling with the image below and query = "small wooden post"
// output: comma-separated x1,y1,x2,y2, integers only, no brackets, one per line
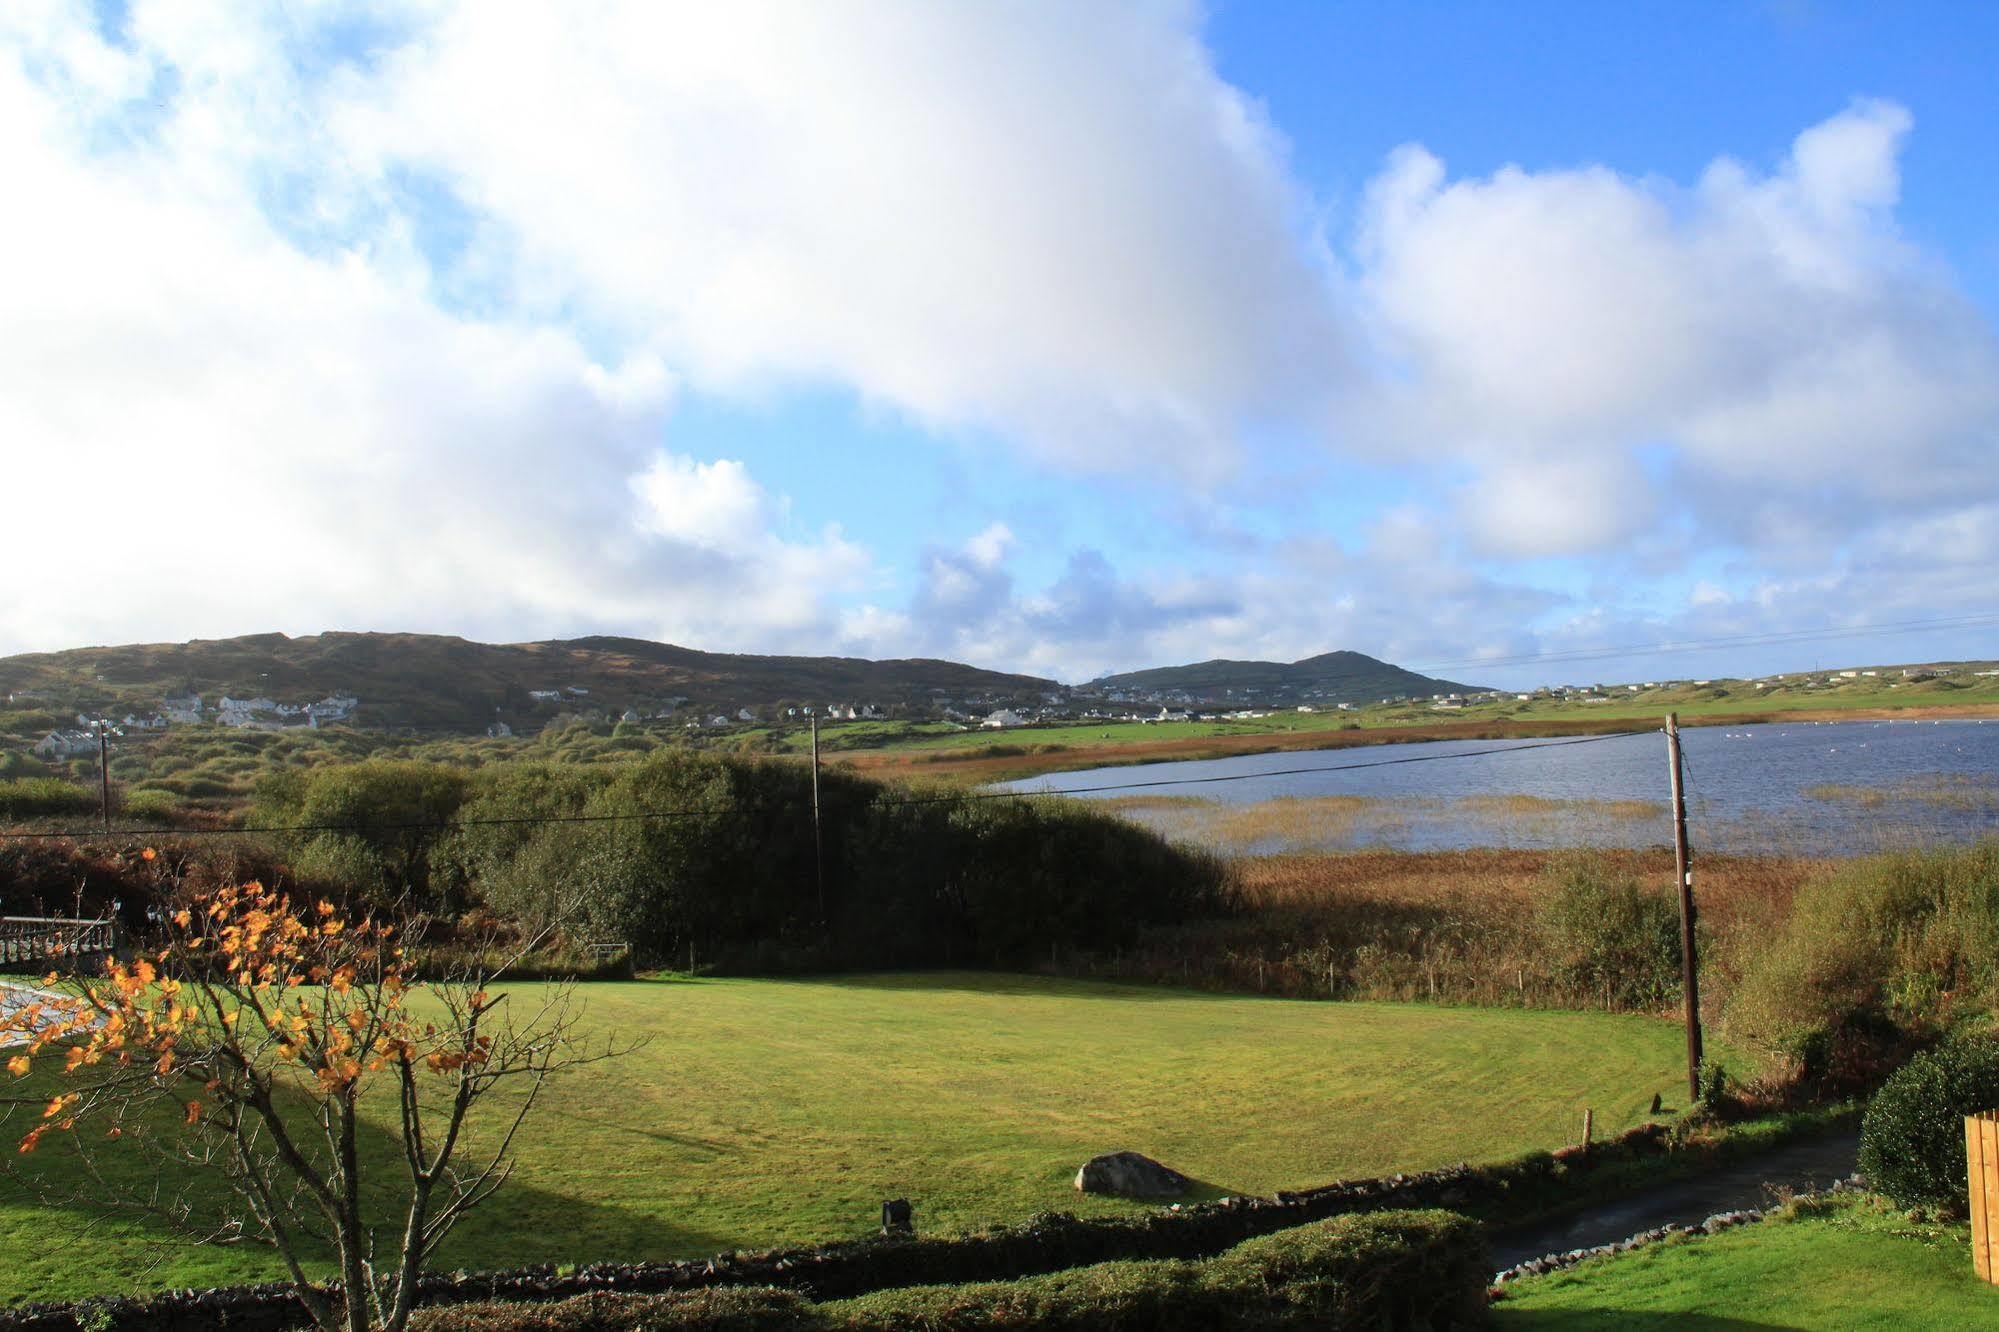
1969,1112,1999,1283
1582,1107,1595,1155
1666,714,1703,1102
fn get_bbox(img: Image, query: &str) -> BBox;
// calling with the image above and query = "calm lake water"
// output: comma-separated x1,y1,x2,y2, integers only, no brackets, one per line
997,719,1999,856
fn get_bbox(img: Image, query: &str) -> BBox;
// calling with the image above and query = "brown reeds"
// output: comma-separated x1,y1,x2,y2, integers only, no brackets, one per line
1056,847,1824,1015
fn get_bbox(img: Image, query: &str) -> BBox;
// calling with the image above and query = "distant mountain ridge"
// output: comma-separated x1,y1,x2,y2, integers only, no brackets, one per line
0,632,1058,728
1088,651,1484,706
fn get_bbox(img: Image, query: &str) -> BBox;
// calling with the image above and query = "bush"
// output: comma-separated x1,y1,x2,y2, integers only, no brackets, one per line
1858,1036,1999,1210
119,787,182,824
451,751,1230,971
1535,852,1682,1010
253,760,471,911
0,776,98,822
408,1210,1488,1331
1726,845,1999,1082
412,1287,814,1331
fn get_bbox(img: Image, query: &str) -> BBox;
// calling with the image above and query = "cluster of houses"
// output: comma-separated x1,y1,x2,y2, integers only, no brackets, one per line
28,691,360,759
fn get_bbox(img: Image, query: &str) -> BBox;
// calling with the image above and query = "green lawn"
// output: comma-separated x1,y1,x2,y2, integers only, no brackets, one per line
1494,1193,1996,1329
2,973,1714,1306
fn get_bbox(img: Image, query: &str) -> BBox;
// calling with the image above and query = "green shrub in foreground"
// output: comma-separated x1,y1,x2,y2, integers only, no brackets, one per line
407,1209,1488,1331
1859,1036,1999,1211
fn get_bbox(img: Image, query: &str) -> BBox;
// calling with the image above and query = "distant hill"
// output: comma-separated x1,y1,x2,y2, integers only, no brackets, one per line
1087,651,1484,706
0,632,1058,729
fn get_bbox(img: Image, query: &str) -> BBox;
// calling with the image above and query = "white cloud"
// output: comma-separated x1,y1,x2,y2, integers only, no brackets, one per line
0,13,857,656
2,3,1995,684
334,0,1342,480
1354,99,1999,557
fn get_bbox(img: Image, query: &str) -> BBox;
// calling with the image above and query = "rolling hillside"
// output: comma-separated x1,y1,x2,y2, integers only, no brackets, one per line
0,632,1058,728
1088,650,1483,706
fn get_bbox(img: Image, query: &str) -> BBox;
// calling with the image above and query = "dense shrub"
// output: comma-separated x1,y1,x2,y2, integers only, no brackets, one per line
1726,845,1999,1082
1858,1036,1999,1210
118,787,182,823
0,776,98,822
451,751,1231,971
407,1210,1488,1332
253,760,471,910
1535,852,1683,1010
411,1287,813,1331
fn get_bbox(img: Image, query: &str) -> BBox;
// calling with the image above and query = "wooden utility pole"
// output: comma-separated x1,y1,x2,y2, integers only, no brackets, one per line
1665,713,1702,1101
96,723,111,833
809,710,825,926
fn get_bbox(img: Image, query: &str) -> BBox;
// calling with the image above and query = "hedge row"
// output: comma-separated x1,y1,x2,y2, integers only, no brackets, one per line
409,1210,1491,1331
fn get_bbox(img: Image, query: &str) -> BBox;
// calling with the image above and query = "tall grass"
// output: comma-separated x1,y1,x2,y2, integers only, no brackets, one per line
1724,844,1999,1089
1057,848,1816,1013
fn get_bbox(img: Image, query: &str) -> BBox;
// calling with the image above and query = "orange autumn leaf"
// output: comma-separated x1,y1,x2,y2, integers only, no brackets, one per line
5,1056,28,1077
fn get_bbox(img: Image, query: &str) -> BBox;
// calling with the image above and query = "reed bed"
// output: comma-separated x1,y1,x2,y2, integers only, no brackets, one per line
1057,847,1824,1017
1101,793,1671,855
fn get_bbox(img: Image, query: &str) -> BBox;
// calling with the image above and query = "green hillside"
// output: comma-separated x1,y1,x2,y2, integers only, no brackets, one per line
1089,650,1483,706
0,631,1057,729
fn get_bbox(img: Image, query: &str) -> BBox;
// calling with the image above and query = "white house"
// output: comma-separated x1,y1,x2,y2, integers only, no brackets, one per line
981,709,1027,729
218,695,277,715
34,729,98,760
737,708,756,722
528,690,564,703
486,722,513,738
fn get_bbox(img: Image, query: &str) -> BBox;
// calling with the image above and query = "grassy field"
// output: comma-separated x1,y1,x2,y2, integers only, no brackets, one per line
0,972,1716,1306
1493,1192,1995,1329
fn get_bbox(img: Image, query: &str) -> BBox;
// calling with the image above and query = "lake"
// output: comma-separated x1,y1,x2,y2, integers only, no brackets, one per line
996,718,1999,856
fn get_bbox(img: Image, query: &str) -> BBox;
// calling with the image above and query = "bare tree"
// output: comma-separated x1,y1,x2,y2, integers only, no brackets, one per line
2,878,620,1332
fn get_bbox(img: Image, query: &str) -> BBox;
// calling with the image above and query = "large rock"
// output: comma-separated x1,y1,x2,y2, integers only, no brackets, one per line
1074,1151,1190,1198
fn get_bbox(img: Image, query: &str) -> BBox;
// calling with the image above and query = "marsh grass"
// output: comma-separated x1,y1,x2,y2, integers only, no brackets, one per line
1062,847,1820,1015
1102,792,1670,856
1804,774,1999,813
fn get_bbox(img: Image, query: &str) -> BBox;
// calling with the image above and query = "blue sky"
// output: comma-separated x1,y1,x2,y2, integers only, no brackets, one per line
3,1,1996,687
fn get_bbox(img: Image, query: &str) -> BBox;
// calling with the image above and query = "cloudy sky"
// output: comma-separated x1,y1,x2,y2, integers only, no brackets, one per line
4,1,1996,686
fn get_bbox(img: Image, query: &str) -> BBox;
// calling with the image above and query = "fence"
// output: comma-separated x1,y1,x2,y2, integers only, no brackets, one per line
0,916,120,973
1967,1112,1999,1283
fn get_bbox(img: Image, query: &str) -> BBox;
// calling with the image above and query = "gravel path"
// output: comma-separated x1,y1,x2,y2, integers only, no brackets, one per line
1487,1128,1861,1274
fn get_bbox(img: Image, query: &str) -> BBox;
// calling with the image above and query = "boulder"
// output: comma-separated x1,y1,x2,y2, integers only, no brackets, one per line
1074,1151,1190,1198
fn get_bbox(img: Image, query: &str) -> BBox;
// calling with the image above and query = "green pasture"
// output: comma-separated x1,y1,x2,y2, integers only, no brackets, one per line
1,973,1712,1305
1494,1192,1994,1329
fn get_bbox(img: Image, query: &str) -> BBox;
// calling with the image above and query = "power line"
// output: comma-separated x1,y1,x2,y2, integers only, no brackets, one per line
0,729,1656,842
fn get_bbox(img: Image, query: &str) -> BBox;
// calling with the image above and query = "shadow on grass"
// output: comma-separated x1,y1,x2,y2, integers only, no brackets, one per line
2,1081,735,1301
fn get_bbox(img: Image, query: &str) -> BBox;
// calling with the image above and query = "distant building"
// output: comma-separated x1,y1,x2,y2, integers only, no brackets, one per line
981,709,1027,729
486,722,513,738
33,729,98,760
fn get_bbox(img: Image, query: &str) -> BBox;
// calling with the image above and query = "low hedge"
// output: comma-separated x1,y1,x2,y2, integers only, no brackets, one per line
409,1210,1490,1331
